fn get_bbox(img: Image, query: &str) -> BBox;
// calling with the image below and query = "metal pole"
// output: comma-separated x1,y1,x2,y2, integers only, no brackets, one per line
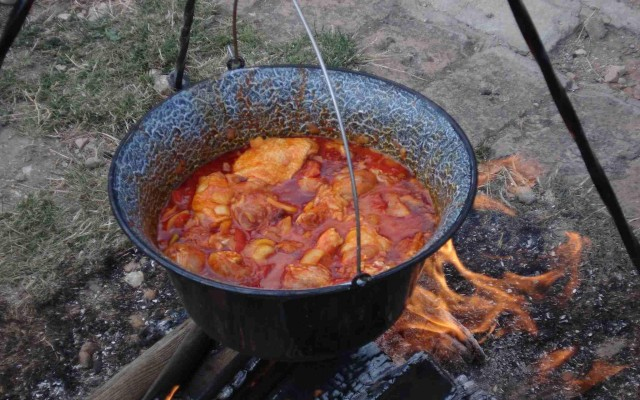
508,0,640,273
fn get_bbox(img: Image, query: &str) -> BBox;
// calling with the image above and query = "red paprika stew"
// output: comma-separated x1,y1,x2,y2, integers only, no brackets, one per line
157,136,438,289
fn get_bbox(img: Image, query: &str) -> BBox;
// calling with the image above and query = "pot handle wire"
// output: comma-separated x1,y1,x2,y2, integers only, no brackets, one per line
0,0,35,71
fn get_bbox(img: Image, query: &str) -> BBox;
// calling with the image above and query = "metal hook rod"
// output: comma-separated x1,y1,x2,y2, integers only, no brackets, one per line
0,0,35,71
508,0,640,273
291,0,363,276
174,0,196,91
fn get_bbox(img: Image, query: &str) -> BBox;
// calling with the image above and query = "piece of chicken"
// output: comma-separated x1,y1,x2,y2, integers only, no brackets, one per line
332,168,377,199
231,191,280,231
299,228,344,265
383,192,411,217
166,243,206,273
233,137,319,185
282,264,332,289
296,184,348,229
208,251,251,281
191,172,234,228
340,225,391,266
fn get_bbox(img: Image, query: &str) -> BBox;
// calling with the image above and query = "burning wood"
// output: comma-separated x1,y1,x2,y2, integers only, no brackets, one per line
164,385,179,400
380,233,589,362
381,155,592,364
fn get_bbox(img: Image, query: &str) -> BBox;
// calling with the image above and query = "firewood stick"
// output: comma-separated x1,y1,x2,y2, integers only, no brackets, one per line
89,318,208,400
142,321,215,400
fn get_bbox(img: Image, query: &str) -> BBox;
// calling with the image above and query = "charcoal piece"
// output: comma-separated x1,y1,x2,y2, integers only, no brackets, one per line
182,347,252,400
265,345,456,400
361,352,453,400
448,375,498,400
267,343,396,400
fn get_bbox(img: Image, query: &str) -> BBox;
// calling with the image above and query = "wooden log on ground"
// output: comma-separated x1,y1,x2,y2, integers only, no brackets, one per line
90,319,206,400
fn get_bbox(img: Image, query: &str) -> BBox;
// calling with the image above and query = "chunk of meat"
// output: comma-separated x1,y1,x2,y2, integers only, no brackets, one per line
340,225,391,266
282,264,332,289
231,192,280,231
299,228,344,265
296,184,348,229
191,172,234,227
166,243,206,273
332,169,377,199
233,137,318,185
315,228,344,254
383,192,411,217
208,251,251,281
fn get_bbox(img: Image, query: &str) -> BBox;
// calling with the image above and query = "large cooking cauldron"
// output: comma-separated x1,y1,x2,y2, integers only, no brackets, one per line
109,66,477,360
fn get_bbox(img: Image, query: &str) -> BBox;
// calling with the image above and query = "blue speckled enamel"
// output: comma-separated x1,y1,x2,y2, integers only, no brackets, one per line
109,66,476,359
111,67,475,265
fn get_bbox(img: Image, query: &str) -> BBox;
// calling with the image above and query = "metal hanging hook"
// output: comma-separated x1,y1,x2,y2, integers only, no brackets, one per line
291,0,366,283
227,0,245,70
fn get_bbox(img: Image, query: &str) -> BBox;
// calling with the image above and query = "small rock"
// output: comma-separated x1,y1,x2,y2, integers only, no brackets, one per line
78,341,99,368
123,261,139,273
573,48,587,57
84,156,103,169
74,137,89,150
129,313,146,330
143,288,157,301
595,337,627,358
603,65,626,83
633,85,640,100
618,77,627,86
584,16,607,40
15,172,26,182
124,271,144,288
512,186,536,205
54,64,67,72
152,73,172,96
87,3,109,22
565,79,579,91
56,13,71,21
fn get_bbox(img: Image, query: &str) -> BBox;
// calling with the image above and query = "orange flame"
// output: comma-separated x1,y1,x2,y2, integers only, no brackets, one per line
535,348,628,396
165,385,180,400
478,154,543,189
380,232,589,361
473,194,516,216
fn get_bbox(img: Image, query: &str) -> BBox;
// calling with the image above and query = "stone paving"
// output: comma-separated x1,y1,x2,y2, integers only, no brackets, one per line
225,0,640,231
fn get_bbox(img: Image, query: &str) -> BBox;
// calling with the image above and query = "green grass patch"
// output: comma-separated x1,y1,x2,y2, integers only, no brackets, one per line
273,30,362,67
0,0,362,305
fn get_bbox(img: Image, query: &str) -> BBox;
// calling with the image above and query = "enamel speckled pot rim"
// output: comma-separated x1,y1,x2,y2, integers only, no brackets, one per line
108,65,478,297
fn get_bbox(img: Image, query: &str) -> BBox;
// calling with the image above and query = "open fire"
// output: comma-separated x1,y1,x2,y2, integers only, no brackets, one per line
117,154,632,400
377,154,628,398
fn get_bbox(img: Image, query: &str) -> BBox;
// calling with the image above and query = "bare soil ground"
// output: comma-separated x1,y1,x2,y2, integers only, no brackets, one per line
0,1,639,399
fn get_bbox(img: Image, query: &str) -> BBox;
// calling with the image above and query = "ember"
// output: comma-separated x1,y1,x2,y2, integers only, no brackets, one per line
164,385,179,400
535,347,628,398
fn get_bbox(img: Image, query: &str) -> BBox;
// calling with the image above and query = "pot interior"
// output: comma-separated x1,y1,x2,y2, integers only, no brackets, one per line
109,66,476,284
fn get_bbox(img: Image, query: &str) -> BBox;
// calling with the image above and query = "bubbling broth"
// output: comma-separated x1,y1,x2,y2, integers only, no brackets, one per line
157,136,438,289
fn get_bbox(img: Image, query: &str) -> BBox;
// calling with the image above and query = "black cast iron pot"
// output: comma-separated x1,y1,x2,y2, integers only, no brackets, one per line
108,66,477,360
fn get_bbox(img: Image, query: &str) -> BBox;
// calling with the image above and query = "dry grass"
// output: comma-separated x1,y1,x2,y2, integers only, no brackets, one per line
0,0,362,305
